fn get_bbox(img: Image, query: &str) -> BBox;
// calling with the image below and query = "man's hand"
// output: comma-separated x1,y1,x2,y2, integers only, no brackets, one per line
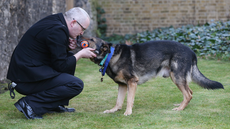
68,38,77,50
74,48,97,61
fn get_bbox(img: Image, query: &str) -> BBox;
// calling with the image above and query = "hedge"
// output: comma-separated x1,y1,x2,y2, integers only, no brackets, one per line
103,20,230,60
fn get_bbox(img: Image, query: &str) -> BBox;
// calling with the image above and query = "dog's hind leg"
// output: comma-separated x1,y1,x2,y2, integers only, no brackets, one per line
173,86,193,107
103,84,127,114
173,84,192,111
170,72,193,111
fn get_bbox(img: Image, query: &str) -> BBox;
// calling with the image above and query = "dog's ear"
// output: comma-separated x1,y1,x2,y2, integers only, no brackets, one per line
107,43,113,53
101,43,112,53
101,43,107,52
108,43,112,47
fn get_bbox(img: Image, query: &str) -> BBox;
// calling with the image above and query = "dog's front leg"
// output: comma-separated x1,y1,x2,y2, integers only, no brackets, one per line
103,84,127,114
124,79,137,116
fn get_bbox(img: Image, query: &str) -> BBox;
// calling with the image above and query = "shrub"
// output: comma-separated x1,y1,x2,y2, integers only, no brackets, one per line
103,21,230,60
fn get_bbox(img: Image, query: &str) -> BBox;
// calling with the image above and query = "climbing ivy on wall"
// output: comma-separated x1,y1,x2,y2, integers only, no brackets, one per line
96,6,107,38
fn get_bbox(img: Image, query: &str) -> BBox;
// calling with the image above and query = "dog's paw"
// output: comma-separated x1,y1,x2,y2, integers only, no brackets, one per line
173,104,181,107
103,110,112,113
124,110,132,116
172,107,183,111
103,109,117,114
103,107,122,114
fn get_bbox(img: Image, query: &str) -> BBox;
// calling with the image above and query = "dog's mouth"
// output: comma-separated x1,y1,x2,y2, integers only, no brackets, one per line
91,44,112,65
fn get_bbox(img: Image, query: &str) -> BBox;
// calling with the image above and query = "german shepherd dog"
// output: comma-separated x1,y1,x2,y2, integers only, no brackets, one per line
77,37,224,116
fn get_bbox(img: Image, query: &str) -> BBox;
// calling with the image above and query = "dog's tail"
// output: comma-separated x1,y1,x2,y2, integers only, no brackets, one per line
191,64,224,89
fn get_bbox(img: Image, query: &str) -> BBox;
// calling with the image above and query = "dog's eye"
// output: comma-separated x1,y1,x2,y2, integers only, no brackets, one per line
90,38,94,42
103,47,108,51
100,46,105,52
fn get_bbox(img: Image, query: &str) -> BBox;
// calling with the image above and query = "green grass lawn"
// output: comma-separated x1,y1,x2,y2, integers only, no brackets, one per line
0,59,229,129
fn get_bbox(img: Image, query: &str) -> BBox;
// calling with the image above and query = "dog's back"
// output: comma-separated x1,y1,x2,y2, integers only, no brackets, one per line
127,41,195,84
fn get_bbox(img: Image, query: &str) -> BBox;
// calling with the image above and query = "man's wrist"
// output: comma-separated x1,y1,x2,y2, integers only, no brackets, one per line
74,53,81,61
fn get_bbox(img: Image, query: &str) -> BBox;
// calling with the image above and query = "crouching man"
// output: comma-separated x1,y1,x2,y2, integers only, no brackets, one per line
7,7,96,119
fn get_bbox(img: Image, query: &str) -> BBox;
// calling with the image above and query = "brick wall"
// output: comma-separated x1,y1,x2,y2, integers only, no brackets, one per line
97,0,230,36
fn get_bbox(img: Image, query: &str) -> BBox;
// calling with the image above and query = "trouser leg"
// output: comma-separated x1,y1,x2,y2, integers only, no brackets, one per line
15,73,84,115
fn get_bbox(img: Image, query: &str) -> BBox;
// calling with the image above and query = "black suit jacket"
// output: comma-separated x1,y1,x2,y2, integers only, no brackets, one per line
7,13,76,82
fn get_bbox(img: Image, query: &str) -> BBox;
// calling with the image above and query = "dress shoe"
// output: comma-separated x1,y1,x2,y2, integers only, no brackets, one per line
14,97,43,119
52,105,75,113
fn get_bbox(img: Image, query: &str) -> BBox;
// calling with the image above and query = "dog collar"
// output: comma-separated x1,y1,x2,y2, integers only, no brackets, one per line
100,46,115,79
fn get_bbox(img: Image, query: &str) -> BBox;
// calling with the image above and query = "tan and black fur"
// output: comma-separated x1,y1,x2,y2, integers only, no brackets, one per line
77,37,224,116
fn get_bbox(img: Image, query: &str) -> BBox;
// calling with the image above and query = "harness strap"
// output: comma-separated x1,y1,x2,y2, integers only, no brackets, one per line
99,46,115,81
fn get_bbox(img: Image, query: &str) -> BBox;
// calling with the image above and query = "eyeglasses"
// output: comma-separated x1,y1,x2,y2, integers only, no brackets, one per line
73,18,86,31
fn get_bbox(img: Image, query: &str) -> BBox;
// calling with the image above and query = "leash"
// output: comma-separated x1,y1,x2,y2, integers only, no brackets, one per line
8,82,17,99
99,46,115,82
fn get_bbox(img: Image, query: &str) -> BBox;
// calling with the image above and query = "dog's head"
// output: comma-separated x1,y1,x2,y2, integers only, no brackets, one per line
76,36,112,65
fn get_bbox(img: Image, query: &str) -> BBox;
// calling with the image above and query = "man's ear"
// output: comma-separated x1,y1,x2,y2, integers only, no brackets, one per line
70,20,75,27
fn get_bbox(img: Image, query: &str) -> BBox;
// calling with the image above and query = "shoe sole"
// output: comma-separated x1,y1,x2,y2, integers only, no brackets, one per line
14,102,30,119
